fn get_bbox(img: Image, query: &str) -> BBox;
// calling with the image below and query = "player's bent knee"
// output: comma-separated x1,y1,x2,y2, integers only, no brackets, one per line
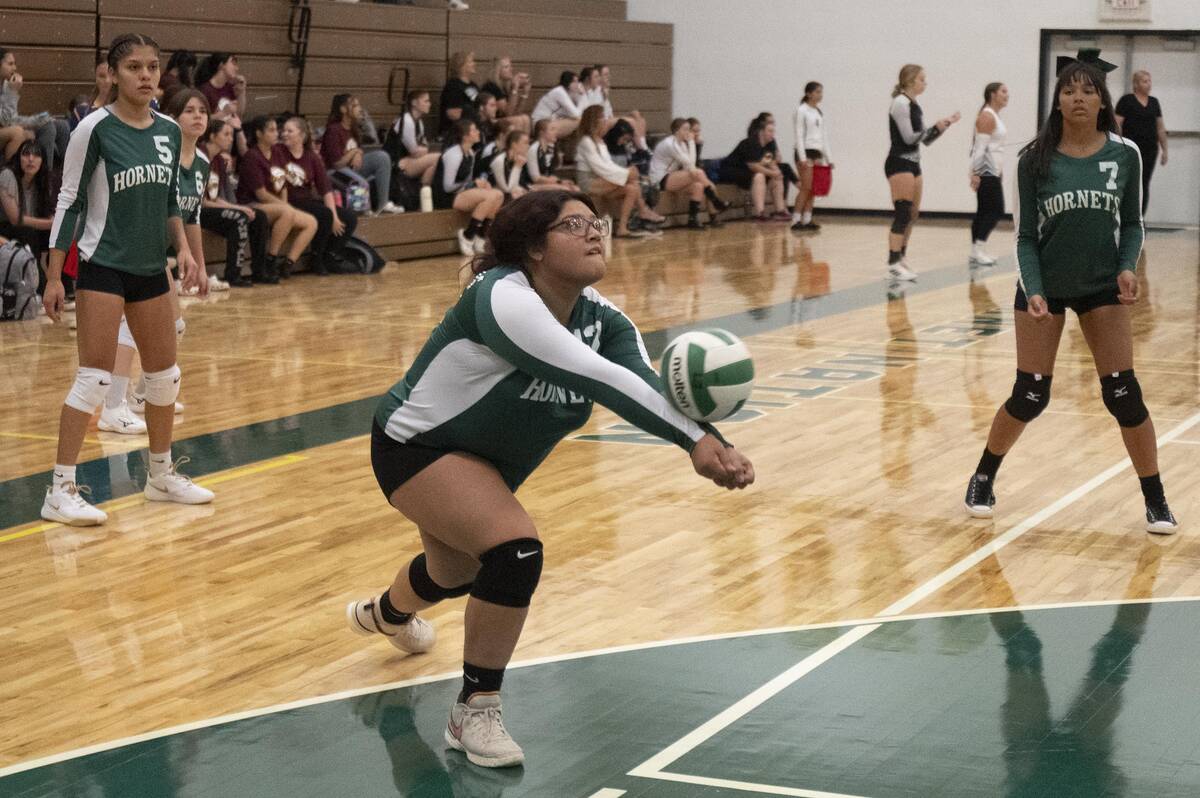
64,367,112,413
1101,369,1148,427
891,199,913,234
469,538,543,608
1004,370,1052,422
408,553,473,602
143,364,181,407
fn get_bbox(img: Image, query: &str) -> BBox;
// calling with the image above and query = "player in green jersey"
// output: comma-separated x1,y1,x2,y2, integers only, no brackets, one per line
964,52,1177,534
347,190,753,768
41,34,211,526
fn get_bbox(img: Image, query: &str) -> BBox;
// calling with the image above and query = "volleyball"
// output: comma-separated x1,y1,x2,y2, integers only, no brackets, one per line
660,329,755,423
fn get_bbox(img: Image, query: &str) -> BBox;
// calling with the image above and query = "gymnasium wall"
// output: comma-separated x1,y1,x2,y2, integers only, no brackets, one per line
626,0,1197,215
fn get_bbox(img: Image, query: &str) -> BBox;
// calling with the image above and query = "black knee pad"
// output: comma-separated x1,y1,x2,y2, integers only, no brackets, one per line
1101,369,1148,428
470,538,543,608
891,199,913,234
408,553,472,602
1004,370,1052,422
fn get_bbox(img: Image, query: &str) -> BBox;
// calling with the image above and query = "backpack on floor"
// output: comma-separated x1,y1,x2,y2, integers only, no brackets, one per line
0,240,38,321
340,235,386,274
390,171,420,212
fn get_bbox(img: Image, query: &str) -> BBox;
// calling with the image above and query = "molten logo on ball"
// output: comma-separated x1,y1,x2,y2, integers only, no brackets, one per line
660,329,754,423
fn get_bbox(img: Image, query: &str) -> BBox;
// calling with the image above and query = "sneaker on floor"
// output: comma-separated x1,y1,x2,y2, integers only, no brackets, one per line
445,693,525,768
887,262,918,282
41,482,107,526
970,249,997,265
457,229,476,257
130,394,184,415
379,201,405,215
770,210,792,221
447,0,468,8
964,473,996,518
207,274,230,292
98,402,147,435
802,221,821,231
346,597,436,654
144,457,214,505
1146,502,1178,535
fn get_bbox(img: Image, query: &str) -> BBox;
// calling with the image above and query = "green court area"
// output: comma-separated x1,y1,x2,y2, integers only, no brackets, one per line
4,600,1198,797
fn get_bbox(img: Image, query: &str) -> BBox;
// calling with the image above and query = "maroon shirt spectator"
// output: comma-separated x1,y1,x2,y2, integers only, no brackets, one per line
272,142,330,204
237,146,288,205
202,81,238,116
319,122,357,170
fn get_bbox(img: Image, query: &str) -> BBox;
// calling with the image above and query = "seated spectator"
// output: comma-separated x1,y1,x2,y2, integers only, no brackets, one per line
159,50,197,108
439,51,481,138
0,48,70,171
384,90,439,186
201,119,273,285
719,117,790,221
0,138,55,257
275,115,357,275
575,105,664,238
69,58,112,130
649,118,729,228
687,116,705,161
197,52,246,153
237,115,318,279
530,71,585,138
489,129,531,200
321,93,400,215
433,119,503,256
597,64,647,149
474,91,501,176
481,56,531,134
579,66,605,112
525,119,579,191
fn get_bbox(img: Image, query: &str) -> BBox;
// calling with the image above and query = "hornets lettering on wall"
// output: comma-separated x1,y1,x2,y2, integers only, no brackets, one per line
518,320,602,404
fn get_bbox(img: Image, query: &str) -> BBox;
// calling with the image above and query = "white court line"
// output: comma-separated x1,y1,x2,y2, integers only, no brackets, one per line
586,790,627,798
1169,438,1200,446
4,596,1199,781
627,408,1200,794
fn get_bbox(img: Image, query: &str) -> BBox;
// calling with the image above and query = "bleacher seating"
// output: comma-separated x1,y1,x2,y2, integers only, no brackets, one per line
2,0,738,269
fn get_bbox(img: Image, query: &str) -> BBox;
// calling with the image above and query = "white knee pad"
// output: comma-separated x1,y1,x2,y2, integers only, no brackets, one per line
64,367,113,414
142,365,182,407
117,316,137,351
175,317,186,342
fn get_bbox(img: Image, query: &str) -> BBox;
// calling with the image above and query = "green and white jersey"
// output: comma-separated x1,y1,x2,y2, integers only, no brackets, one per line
1015,132,1143,299
50,106,183,276
177,149,209,226
375,267,707,490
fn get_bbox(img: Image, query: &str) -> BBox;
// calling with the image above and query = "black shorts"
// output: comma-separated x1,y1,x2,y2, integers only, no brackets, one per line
1014,284,1122,316
718,164,754,190
884,156,921,178
657,174,670,191
76,260,169,302
803,148,823,161
370,421,451,499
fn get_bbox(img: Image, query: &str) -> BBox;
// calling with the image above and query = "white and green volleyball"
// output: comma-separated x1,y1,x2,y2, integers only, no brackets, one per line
660,329,755,423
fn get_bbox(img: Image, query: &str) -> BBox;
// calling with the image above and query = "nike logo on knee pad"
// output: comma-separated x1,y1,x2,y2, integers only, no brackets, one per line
515,550,539,559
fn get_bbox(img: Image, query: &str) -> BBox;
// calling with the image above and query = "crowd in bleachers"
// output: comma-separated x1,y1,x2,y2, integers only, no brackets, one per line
1,31,831,303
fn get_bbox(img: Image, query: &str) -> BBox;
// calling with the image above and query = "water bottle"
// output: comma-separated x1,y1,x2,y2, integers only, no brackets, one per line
419,185,433,212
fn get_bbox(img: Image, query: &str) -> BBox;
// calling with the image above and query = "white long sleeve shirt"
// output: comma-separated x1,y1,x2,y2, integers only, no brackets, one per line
575,135,629,186
531,86,584,123
647,136,695,184
793,102,830,162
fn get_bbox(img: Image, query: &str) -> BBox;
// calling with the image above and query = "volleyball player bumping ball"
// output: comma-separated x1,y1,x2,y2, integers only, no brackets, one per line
963,50,1177,534
347,190,754,769
41,33,212,526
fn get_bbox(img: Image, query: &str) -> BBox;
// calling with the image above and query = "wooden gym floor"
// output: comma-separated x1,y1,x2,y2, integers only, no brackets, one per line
1,217,1198,797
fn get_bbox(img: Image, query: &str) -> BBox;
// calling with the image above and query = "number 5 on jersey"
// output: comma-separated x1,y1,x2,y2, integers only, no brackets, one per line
1099,161,1118,190
154,135,173,165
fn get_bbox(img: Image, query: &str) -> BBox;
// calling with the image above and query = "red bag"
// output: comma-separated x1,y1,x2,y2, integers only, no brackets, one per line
811,164,832,197
63,241,79,279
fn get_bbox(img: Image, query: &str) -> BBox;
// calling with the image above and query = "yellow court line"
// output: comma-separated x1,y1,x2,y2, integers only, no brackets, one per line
0,431,144,450
0,453,308,545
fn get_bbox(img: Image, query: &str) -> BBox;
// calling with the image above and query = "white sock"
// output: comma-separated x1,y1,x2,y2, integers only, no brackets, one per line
105,375,130,409
791,211,803,222
149,449,172,478
802,211,813,224
53,464,76,489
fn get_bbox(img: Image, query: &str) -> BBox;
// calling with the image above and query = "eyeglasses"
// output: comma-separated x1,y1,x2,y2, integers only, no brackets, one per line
548,214,610,238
